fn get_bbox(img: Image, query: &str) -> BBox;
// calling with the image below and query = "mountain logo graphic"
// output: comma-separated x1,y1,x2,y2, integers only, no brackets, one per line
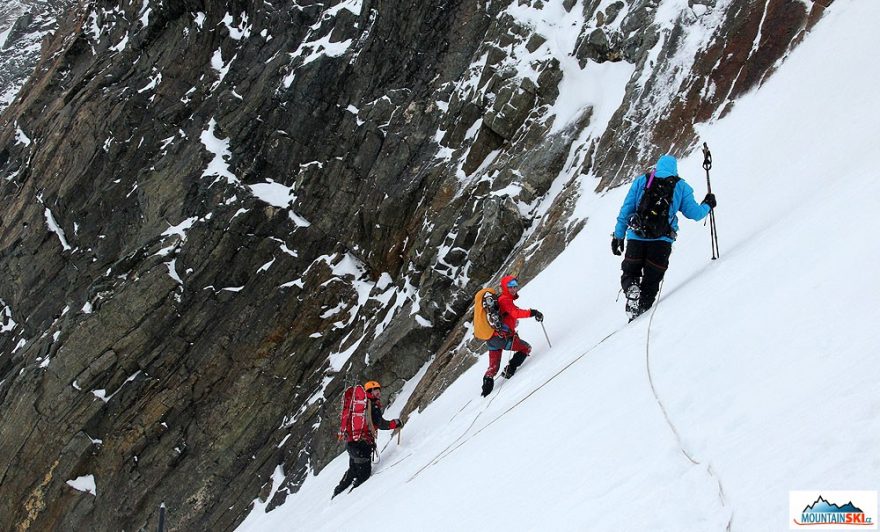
804,497,864,514
794,495,874,526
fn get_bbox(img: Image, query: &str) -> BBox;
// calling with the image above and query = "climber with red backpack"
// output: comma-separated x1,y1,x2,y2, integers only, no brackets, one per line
474,275,543,397
332,380,402,498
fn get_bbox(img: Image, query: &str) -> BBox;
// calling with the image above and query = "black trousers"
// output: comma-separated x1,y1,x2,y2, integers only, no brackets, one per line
620,239,673,311
333,441,373,496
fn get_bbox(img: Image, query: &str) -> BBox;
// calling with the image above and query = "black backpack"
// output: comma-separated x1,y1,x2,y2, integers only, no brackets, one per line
627,171,680,239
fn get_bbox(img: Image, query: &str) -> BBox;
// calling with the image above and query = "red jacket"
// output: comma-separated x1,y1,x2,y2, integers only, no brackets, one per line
497,275,532,336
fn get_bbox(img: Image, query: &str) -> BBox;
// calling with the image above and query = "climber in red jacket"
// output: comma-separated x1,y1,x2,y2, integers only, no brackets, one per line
482,275,543,396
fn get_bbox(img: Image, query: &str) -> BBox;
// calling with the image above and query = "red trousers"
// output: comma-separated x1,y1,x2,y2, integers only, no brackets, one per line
485,335,532,378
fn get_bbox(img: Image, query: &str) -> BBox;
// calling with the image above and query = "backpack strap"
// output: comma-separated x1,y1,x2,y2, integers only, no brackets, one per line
366,398,377,441
644,169,656,189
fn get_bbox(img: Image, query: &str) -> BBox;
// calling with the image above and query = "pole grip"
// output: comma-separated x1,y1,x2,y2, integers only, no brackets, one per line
702,142,713,193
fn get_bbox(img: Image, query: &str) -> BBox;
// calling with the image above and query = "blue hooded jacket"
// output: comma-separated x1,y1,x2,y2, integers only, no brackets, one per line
613,155,710,242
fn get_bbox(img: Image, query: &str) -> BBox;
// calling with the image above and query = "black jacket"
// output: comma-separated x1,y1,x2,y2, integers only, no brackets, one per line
370,398,394,431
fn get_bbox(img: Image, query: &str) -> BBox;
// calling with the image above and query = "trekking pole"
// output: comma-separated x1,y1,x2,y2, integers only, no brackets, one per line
702,142,720,260
540,322,552,348
157,503,166,532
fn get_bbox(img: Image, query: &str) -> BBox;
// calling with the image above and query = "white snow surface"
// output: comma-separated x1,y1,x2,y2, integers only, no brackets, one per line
248,181,295,208
200,119,238,185
139,0,151,28
280,0,362,88
161,216,197,238
210,48,234,90
221,12,252,41
111,33,129,52
506,0,635,135
15,127,31,146
239,3,879,532
0,301,15,333
43,208,72,251
0,26,12,50
66,475,97,496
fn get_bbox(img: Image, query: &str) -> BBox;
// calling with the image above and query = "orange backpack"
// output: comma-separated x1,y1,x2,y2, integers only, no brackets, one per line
473,287,503,340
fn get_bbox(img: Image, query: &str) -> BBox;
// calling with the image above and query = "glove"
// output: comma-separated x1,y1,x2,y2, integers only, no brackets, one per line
611,237,625,256
391,419,403,429
530,309,544,322
702,193,717,209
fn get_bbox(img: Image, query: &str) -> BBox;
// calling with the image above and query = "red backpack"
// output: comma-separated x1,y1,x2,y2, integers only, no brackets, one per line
339,385,374,442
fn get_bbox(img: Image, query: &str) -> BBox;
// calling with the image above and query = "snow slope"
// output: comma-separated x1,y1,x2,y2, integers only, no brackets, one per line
239,2,879,530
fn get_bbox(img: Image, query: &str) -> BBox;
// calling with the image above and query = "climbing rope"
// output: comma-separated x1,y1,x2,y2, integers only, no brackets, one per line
645,281,699,464
405,280,734,532
406,356,516,482
645,280,733,531
372,452,413,476
408,281,733,529
408,328,621,479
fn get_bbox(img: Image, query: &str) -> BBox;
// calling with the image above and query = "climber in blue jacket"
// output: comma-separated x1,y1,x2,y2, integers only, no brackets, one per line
611,154,716,320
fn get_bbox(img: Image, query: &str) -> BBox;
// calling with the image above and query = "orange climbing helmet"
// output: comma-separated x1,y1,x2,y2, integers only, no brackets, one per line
364,381,381,392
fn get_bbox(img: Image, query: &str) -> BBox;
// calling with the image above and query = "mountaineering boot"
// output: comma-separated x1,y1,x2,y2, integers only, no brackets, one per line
502,351,528,379
628,307,647,322
625,284,641,321
630,299,655,322
481,376,494,397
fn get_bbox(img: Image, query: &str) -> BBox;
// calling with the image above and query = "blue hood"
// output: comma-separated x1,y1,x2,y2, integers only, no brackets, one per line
655,155,678,177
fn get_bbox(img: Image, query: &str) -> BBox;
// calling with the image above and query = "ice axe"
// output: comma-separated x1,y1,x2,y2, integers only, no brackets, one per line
380,426,402,453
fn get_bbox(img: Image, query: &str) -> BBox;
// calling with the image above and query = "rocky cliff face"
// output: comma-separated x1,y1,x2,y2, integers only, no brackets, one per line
1,1,75,112
0,0,831,530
